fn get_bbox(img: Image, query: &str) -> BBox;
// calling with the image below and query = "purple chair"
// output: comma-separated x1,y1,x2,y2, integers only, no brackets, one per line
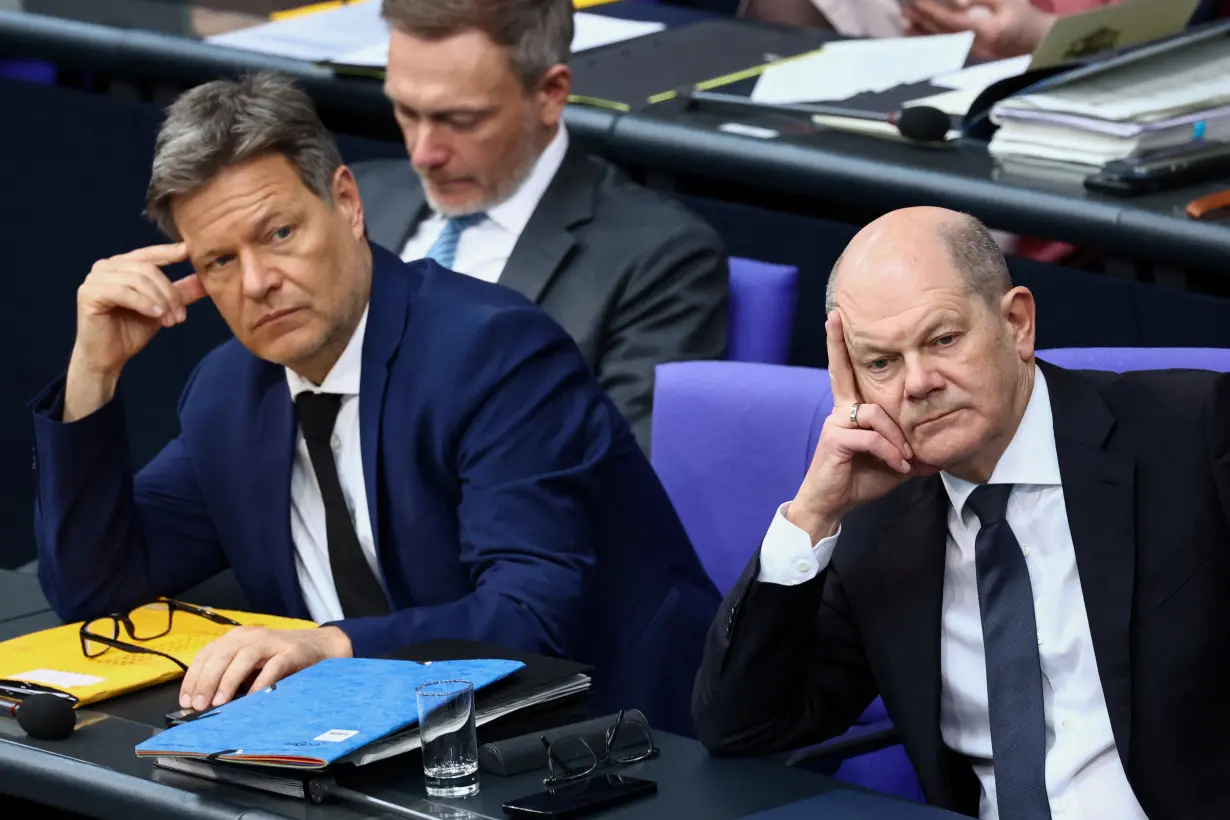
1038,346,1230,372
727,258,798,365
0,60,56,85
651,360,923,802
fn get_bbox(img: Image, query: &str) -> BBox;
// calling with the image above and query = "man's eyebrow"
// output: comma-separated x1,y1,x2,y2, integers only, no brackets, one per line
387,97,496,120
914,312,964,341
845,334,893,358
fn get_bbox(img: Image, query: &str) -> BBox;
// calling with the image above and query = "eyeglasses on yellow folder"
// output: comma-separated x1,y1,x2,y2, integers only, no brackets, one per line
78,599,242,672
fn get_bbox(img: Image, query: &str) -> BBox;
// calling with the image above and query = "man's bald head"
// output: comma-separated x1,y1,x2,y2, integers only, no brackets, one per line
825,208,1010,314
821,206,1036,484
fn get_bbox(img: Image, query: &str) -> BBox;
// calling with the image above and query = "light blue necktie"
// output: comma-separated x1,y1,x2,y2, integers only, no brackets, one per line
424,213,486,270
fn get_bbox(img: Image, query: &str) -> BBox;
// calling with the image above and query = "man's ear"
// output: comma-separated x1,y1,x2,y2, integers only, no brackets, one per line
331,166,365,240
1001,286,1036,362
535,64,571,129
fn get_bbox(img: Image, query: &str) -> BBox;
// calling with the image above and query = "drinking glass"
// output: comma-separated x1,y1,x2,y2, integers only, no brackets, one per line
416,680,479,798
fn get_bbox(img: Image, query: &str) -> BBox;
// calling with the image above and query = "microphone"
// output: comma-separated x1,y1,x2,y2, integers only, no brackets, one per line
7,695,77,740
683,89,953,144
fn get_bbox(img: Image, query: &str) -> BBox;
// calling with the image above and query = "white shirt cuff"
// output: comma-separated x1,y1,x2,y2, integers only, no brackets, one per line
757,502,840,586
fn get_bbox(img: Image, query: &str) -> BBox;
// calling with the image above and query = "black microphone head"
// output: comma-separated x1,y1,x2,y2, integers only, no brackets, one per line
896,106,951,143
17,695,76,740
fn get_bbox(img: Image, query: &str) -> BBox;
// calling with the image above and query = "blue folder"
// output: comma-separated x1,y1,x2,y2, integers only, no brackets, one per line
134,657,523,768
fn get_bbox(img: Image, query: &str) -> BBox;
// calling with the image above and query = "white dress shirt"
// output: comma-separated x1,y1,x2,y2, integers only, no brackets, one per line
400,124,570,282
284,307,381,624
759,366,1148,820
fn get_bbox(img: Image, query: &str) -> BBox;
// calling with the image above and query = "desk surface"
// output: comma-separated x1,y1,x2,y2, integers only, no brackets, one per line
0,568,50,625
0,569,955,820
3,2,1228,270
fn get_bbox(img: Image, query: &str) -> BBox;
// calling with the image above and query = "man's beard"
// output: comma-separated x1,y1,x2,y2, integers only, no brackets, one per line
421,126,543,217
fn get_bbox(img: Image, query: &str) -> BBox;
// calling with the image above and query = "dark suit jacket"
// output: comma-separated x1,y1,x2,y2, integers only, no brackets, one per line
352,144,730,452
31,245,720,735
693,361,1230,818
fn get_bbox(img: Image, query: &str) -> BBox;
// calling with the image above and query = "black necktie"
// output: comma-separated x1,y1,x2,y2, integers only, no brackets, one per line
966,483,1051,820
294,392,390,619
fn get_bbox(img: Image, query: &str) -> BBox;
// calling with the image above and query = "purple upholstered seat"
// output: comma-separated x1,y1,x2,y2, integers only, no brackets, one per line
651,361,921,801
727,258,798,365
1038,346,1230,372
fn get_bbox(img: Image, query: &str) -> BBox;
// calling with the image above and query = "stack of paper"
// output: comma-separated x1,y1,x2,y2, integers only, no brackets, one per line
989,36,1230,166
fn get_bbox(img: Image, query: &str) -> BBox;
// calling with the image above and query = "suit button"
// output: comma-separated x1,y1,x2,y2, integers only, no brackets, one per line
726,604,739,638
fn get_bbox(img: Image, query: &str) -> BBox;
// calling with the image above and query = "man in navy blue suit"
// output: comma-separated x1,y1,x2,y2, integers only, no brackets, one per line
30,72,718,734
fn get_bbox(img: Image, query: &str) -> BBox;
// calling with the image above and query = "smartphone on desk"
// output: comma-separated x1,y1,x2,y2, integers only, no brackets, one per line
1084,140,1230,195
503,774,657,819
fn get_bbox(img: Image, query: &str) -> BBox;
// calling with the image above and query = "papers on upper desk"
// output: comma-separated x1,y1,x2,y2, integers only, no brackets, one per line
205,0,387,63
751,32,973,105
206,1,665,68
901,56,1031,117
989,35,1230,165
1000,37,1230,122
1028,0,1201,71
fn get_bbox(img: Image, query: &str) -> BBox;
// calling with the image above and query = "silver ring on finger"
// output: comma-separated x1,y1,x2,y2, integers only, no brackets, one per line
849,401,861,426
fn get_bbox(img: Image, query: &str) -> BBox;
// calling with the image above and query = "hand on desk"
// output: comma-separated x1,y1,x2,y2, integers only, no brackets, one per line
178,625,353,711
903,0,1056,60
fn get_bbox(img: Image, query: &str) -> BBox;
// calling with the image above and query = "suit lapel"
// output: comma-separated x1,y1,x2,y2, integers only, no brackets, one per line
365,164,429,254
497,146,598,304
1040,361,1136,763
249,371,309,619
872,478,955,804
358,245,413,598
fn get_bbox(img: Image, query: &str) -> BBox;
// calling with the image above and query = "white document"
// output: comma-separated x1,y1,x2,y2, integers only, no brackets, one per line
206,0,386,63
930,55,1030,92
571,12,665,53
331,12,663,69
209,2,665,69
13,669,106,688
751,32,974,105
905,87,981,117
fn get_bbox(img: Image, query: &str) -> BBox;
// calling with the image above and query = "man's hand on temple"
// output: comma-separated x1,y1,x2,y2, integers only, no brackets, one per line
64,243,205,422
786,311,929,543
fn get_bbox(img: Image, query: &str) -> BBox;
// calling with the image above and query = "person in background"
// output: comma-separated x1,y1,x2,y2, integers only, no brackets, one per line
353,0,730,453
31,72,719,736
742,0,1123,60
694,206,1230,818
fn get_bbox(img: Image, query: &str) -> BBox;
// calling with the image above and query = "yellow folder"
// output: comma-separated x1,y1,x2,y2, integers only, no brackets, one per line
0,605,315,707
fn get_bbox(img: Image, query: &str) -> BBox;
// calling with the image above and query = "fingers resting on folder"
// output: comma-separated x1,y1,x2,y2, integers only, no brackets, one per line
179,625,352,712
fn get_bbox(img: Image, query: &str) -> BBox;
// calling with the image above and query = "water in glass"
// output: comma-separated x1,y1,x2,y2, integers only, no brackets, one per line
416,680,479,798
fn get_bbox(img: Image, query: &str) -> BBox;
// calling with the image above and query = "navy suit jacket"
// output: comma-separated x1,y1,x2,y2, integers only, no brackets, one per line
31,244,719,734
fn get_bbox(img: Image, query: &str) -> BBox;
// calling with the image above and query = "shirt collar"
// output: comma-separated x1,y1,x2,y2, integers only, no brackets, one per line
284,305,368,400
483,123,569,236
941,364,1061,518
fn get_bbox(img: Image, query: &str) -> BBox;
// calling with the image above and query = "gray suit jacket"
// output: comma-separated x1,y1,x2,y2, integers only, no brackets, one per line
352,146,729,452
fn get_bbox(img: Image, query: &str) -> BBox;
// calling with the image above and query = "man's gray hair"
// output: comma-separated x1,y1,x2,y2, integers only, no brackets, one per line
381,0,573,89
146,72,344,240
824,213,1011,313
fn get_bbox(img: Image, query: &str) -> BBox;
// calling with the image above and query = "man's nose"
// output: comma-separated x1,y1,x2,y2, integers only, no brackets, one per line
240,252,280,301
